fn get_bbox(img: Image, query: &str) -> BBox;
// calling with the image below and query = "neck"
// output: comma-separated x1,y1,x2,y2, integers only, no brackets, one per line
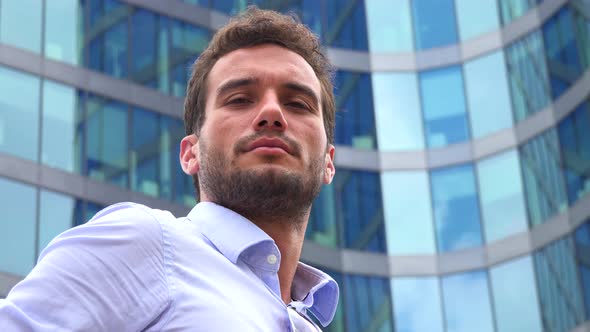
252,212,309,305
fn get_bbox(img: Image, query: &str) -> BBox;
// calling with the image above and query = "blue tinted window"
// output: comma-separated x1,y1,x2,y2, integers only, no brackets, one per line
420,66,469,147
477,150,528,243
334,71,376,149
86,95,129,188
490,256,543,332
574,220,590,319
464,52,513,138
558,102,590,205
0,66,40,161
534,237,585,331
344,275,393,331
170,20,209,97
520,129,567,226
392,277,443,332
324,0,368,50
431,164,483,252
542,6,586,99
38,190,83,256
130,10,161,91
412,0,458,49
382,171,436,254
170,119,195,206
44,0,81,64
372,73,424,150
85,202,106,223
505,31,551,121
499,0,537,25
455,0,499,41
0,177,36,276
131,108,160,197
160,116,186,202
322,170,385,252
42,80,83,173
308,184,338,248
442,270,494,332
365,0,413,52
0,0,42,53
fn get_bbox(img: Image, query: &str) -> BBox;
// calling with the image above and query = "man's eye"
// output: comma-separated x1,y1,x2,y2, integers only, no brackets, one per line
286,101,309,110
227,97,251,105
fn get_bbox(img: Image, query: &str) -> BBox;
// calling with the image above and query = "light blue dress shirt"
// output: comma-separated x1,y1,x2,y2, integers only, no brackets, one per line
0,202,339,331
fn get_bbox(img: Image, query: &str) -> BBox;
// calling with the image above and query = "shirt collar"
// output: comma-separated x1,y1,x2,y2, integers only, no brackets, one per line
186,202,339,326
291,262,339,327
187,202,278,269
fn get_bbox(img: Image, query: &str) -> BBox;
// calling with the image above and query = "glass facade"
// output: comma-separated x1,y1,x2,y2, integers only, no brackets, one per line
1,0,590,331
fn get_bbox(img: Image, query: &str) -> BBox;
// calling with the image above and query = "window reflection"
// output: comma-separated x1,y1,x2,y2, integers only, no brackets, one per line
0,177,37,277
382,171,435,254
344,274,393,331
490,256,543,332
44,0,81,65
86,95,129,188
574,220,590,319
442,270,494,332
477,150,528,243
534,237,585,331
365,0,413,52
455,0,499,41
392,277,443,332
419,66,469,148
411,0,458,50
558,101,590,205
520,129,567,226
0,0,42,53
431,164,483,252
499,0,538,25
0,66,40,162
38,190,84,256
324,0,368,50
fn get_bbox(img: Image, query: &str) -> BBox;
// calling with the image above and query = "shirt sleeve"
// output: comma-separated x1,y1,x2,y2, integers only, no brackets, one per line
0,202,171,331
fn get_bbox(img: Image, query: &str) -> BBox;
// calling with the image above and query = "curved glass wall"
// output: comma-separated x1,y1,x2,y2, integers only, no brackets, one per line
1,0,590,331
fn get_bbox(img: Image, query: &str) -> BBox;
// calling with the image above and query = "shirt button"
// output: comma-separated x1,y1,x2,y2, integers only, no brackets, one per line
267,254,278,265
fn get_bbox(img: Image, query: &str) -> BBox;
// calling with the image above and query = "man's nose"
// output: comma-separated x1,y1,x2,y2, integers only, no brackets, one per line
252,94,288,132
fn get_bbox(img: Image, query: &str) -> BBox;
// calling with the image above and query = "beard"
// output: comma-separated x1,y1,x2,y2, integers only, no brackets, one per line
198,134,325,229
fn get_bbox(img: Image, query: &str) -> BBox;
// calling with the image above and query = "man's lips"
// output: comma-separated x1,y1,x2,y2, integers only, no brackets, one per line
246,137,292,155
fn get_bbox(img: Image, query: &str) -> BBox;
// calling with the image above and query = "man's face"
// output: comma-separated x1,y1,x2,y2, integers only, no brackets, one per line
181,44,335,224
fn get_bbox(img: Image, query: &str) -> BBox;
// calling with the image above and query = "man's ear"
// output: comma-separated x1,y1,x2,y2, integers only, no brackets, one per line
323,144,335,184
180,134,199,175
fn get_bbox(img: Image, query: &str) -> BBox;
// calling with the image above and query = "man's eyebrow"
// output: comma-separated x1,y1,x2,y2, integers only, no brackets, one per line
283,82,320,106
216,77,258,96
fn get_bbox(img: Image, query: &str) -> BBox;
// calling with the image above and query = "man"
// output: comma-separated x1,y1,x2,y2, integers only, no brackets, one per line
0,6,338,332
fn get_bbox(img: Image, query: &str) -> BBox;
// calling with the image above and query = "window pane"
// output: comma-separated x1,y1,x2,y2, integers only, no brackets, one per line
0,177,36,277
173,140,195,206
382,171,435,254
372,73,424,151
499,0,537,25
0,66,40,161
130,10,158,88
392,277,443,332
412,0,458,50
542,6,588,99
490,256,543,332
574,220,590,319
442,270,494,332
420,66,469,148
505,31,551,122
170,20,209,97
477,150,528,243
534,237,585,331
365,0,413,52
160,116,184,201
324,0,368,50
0,0,42,53
520,129,567,226
42,80,83,173
131,108,160,197
38,190,83,256
464,51,513,138
325,170,386,252
344,275,393,331
308,184,338,248
45,0,81,64
86,95,128,188
334,71,376,149
431,164,483,252
87,0,129,79
455,0,499,41
558,101,590,205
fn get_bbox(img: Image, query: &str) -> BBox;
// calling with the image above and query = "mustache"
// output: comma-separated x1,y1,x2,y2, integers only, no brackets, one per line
234,133,302,157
